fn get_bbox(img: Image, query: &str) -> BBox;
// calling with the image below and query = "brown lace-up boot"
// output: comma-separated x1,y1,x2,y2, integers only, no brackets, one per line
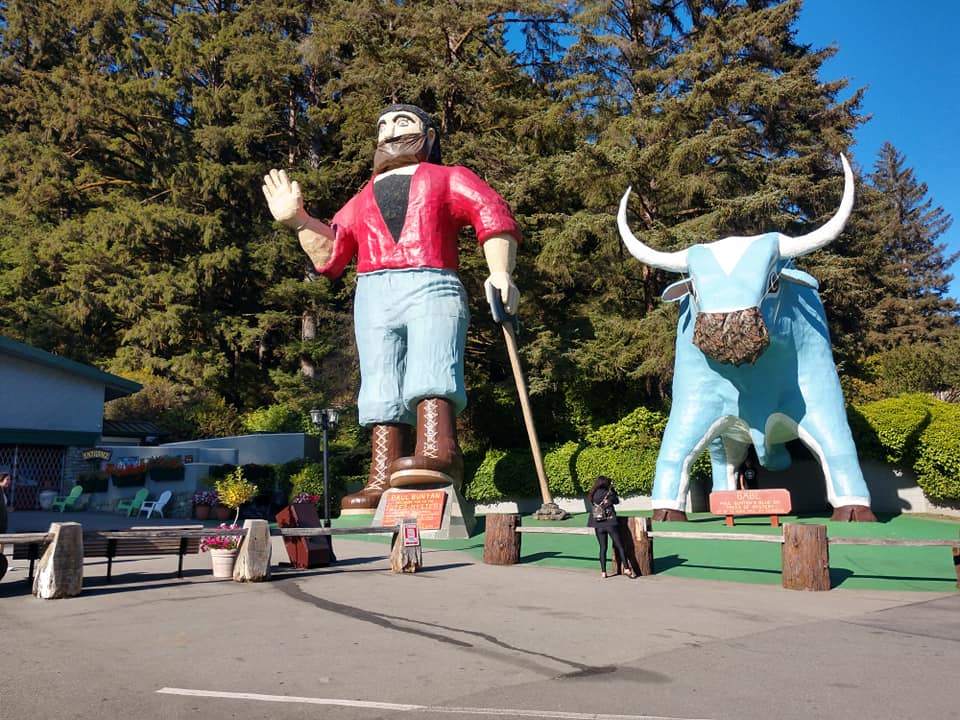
340,423,411,514
389,397,464,490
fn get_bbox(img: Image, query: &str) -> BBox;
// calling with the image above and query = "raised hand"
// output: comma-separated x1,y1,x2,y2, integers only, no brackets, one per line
262,168,309,229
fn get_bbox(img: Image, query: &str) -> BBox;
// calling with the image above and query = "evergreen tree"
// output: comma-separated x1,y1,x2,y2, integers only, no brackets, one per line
862,142,958,350
535,0,867,423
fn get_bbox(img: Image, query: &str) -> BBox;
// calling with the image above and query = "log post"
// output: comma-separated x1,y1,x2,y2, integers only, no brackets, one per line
234,519,271,582
627,516,654,577
482,514,521,565
782,523,830,591
390,518,422,573
33,522,83,599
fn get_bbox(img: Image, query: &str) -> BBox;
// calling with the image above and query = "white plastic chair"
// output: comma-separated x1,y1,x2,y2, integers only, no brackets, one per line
138,490,172,519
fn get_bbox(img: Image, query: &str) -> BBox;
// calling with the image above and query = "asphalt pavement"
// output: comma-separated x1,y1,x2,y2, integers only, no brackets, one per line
1,511,958,720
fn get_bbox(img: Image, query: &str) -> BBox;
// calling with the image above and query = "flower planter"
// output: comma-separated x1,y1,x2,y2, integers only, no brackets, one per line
111,473,146,488
149,468,185,483
209,548,238,578
194,504,211,520
213,505,232,521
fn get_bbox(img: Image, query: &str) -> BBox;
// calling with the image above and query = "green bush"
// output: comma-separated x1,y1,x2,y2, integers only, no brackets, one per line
851,393,933,465
852,394,960,502
465,441,658,503
573,446,657,496
914,402,960,501
585,406,668,449
288,462,349,515
465,448,542,503
241,403,307,434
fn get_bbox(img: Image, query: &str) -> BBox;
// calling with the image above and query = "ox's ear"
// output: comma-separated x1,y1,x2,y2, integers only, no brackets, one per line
662,278,693,302
779,268,819,290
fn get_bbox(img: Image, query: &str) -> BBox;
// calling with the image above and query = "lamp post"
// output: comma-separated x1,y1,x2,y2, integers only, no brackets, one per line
310,408,340,527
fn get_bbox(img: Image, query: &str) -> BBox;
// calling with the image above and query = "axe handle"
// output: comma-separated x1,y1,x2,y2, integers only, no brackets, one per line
500,321,554,506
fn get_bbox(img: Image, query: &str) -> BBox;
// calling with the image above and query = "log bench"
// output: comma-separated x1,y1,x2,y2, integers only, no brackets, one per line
9,525,204,582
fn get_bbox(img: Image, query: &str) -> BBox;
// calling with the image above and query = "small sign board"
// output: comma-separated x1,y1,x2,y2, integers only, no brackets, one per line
82,447,112,462
709,488,792,527
402,519,421,547
382,490,447,531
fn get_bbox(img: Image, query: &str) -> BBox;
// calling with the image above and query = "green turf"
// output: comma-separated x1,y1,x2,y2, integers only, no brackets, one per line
327,510,960,592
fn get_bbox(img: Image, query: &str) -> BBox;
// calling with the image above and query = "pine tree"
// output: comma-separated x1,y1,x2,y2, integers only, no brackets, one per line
532,0,867,423
862,142,958,350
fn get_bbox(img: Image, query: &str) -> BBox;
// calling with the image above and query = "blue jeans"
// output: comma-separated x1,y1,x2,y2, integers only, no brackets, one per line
354,269,469,426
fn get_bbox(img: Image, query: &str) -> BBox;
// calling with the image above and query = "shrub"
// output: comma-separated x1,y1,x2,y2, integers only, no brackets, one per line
288,462,349,516
573,446,657,496
465,448,542,503
585,406,668,449
914,402,960,501
851,393,933,465
852,394,960,502
241,403,307,434
465,441,659,503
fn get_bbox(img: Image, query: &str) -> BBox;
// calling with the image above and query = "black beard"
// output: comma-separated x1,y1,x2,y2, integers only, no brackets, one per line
373,133,429,174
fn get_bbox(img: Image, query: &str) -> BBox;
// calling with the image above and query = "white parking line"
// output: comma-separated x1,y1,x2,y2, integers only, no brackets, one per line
157,687,713,720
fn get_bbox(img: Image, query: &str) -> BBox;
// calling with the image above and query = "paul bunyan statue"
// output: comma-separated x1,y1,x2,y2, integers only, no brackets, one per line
263,104,521,513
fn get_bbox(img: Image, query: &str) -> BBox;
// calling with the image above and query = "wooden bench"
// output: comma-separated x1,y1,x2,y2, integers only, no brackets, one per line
11,525,203,582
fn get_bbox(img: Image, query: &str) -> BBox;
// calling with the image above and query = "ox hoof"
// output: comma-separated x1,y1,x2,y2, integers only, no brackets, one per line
652,509,688,522
830,505,878,522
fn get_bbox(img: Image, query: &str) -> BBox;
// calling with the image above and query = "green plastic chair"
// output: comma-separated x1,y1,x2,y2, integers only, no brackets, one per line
50,485,84,512
116,488,150,517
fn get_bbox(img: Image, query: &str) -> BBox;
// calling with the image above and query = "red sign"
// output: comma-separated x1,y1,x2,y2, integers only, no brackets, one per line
402,521,421,547
709,489,792,526
382,490,447,531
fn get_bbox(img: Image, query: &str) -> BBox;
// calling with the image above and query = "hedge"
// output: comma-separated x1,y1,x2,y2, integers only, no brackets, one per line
852,394,960,502
465,409,670,503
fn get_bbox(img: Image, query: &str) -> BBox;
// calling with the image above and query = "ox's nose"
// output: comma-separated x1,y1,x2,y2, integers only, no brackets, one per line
692,307,770,366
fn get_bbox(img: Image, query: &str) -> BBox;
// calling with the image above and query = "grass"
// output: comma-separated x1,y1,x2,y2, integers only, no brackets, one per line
326,509,960,592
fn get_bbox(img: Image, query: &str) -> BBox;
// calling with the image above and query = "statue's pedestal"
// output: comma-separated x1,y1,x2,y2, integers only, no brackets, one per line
374,485,475,539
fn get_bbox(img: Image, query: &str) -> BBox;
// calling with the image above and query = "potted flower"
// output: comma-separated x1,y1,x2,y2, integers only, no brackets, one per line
146,455,186,482
214,467,259,524
293,492,320,506
107,461,147,488
200,523,243,578
192,489,219,520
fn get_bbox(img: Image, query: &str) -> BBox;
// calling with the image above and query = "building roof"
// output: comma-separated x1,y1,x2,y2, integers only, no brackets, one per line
102,419,165,439
0,335,142,401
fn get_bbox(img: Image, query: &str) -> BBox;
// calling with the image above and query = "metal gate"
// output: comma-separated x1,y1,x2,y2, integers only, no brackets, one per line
0,445,66,510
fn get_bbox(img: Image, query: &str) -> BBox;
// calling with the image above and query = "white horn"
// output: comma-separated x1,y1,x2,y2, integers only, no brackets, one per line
779,154,855,259
617,187,688,272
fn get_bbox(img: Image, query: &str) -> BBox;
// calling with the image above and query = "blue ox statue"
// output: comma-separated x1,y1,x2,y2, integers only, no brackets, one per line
618,155,875,522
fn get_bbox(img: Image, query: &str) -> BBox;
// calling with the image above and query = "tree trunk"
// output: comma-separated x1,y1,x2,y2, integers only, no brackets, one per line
626,516,654,576
482,514,521,565
33,522,83,599
782,523,831,591
234,519,271,582
390,518,422,573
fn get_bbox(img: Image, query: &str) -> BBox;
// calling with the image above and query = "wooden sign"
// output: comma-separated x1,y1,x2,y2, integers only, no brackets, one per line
382,490,447,531
709,488,792,527
82,447,112,462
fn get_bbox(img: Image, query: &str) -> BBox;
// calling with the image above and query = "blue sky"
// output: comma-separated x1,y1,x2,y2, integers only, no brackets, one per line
796,1,960,294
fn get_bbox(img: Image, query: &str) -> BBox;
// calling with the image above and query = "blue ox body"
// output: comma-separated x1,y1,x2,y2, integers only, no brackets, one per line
618,156,873,520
